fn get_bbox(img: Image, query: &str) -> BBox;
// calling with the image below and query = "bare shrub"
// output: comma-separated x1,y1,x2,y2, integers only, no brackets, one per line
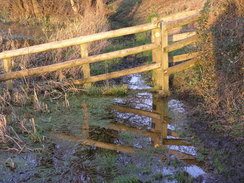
0,89,12,112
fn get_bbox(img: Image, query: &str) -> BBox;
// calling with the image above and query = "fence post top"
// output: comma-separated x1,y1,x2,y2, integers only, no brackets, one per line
159,20,166,29
151,17,159,21
151,17,161,28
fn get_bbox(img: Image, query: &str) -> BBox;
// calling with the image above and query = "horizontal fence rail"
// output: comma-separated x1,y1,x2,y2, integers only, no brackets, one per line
0,23,158,59
165,12,201,30
169,31,196,42
72,63,161,85
164,34,201,52
160,10,200,22
170,52,199,63
165,58,200,75
0,44,159,81
0,9,203,94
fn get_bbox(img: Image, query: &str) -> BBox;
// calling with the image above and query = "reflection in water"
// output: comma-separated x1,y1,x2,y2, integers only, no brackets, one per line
0,80,209,182
54,89,206,179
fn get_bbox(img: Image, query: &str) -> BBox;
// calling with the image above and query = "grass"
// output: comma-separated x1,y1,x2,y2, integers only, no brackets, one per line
0,91,115,151
153,173,163,180
0,88,202,182
175,171,194,183
113,175,141,183
84,85,128,96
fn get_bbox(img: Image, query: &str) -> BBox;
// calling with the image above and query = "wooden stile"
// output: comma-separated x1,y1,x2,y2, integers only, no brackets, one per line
160,10,200,22
169,31,196,42
151,17,163,90
161,22,169,95
0,23,158,59
165,12,201,30
165,58,200,75
164,35,201,53
3,58,13,90
80,43,91,88
0,10,202,92
72,63,160,85
171,52,199,63
0,44,159,81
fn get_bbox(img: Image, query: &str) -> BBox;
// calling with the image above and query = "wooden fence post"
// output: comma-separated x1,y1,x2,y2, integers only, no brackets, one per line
161,21,169,95
151,17,163,90
80,43,91,88
3,58,13,90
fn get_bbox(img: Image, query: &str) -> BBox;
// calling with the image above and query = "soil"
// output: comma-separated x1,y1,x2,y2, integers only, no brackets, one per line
180,97,244,183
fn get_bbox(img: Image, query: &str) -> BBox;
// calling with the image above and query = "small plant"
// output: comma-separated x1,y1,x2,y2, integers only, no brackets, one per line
84,85,128,96
33,89,49,112
113,175,141,183
175,171,194,183
135,32,150,45
102,85,128,96
154,173,163,180
84,86,103,96
147,13,159,22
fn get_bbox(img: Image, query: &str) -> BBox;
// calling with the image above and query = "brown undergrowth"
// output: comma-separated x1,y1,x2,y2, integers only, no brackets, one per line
0,1,110,151
174,0,243,139
133,0,206,24
173,0,243,181
0,0,109,84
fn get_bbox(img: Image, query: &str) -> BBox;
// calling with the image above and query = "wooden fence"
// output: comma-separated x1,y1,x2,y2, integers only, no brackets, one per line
0,10,201,94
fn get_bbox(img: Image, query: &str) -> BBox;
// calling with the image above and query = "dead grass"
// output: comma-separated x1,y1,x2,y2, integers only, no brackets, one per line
0,1,109,88
133,0,206,24
0,114,7,143
174,0,243,137
2,0,106,21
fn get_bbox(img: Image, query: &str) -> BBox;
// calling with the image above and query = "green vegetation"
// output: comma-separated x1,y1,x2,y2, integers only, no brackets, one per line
84,85,128,96
113,175,141,183
175,171,194,183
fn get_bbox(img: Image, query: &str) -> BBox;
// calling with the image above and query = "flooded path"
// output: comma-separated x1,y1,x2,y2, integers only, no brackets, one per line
0,74,208,183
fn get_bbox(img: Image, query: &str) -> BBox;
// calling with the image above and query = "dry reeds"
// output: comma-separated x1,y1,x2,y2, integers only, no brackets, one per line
0,114,7,143
0,0,109,87
3,0,107,21
134,0,206,23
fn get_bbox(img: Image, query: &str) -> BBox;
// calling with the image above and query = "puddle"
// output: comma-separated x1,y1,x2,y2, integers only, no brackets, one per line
0,74,207,182
126,73,151,90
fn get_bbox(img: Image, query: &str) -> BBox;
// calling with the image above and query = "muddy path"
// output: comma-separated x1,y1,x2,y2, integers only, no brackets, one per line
184,105,244,183
0,73,218,183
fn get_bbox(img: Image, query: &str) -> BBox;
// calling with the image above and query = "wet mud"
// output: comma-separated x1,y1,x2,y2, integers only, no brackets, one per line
0,74,213,182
